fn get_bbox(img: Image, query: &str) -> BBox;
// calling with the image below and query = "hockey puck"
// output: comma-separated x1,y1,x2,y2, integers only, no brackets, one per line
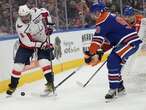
21,92,25,96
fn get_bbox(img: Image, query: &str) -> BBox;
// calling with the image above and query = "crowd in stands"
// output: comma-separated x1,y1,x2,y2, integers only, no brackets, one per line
0,0,145,36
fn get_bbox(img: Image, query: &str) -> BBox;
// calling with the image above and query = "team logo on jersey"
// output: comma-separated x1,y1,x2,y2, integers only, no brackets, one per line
17,24,23,28
95,26,101,33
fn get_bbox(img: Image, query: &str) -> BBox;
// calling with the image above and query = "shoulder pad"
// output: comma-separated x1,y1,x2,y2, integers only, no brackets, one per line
31,7,39,13
40,8,48,12
96,12,110,25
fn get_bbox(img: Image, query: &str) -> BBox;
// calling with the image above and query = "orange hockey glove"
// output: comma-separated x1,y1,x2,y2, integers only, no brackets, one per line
84,49,104,66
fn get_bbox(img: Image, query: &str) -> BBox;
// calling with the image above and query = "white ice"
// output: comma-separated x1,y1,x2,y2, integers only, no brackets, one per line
0,63,146,110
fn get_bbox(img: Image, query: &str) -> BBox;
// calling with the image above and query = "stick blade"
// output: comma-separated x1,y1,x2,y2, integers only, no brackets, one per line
31,92,57,98
76,81,85,88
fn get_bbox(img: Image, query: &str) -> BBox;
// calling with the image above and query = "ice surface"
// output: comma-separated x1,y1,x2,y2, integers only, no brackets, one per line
0,63,146,110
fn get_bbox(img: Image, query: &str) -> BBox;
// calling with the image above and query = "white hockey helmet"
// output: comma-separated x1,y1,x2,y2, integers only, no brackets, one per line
18,5,30,16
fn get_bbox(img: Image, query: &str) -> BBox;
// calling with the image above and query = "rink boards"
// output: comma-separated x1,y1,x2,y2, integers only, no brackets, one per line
1,17,146,93
0,29,108,93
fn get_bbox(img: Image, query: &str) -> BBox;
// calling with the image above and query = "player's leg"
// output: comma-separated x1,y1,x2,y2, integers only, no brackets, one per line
106,52,125,99
105,43,140,99
7,47,34,95
37,49,55,93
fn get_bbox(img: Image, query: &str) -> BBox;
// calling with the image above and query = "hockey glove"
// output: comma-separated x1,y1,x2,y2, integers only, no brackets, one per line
45,26,53,35
84,49,104,66
40,42,54,51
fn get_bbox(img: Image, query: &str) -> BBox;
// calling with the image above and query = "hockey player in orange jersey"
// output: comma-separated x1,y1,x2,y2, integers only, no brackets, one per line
123,5,144,32
84,2,142,100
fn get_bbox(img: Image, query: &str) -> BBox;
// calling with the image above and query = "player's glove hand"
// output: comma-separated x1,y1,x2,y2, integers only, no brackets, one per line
84,49,104,66
45,26,53,35
40,42,54,51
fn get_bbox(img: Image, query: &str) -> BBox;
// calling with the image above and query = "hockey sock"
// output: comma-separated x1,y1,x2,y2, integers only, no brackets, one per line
44,72,54,83
9,76,19,89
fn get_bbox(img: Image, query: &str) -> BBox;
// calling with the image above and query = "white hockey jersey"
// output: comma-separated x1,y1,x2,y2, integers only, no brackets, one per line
16,7,53,49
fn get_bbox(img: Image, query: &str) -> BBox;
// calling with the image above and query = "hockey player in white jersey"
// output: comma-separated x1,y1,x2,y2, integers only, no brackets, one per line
6,5,55,95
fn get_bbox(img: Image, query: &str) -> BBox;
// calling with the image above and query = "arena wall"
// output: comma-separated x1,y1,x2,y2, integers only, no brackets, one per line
0,29,108,93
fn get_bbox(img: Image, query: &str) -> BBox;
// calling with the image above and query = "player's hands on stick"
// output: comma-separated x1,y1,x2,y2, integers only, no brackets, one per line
45,26,53,35
40,42,54,51
84,49,104,66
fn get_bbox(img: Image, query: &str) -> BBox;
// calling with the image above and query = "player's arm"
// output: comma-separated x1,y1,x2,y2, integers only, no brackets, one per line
135,15,144,32
84,25,106,66
17,31,42,48
17,31,53,50
89,24,107,52
40,8,54,35
16,23,42,49
40,8,52,25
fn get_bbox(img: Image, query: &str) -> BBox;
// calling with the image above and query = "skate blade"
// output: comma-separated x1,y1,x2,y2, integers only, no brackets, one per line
118,91,126,96
40,92,57,97
105,92,126,103
31,92,57,98
105,96,118,103
6,94,13,98
76,81,84,88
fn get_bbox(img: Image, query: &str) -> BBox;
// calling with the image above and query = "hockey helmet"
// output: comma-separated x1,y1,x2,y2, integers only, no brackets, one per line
18,5,30,16
90,2,106,13
123,6,134,16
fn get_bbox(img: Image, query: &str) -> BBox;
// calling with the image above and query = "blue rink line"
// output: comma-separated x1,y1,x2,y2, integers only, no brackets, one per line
0,34,18,41
0,28,95,41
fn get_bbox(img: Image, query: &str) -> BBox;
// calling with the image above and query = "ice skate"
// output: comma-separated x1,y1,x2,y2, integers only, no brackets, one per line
40,82,56,97
105,86,126,102
118,86,126,96
105,87,126,99
105,89,118,103
105,89,117,99
6,84,16,96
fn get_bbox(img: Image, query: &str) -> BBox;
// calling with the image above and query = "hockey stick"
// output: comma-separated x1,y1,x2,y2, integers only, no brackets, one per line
77,61,106,87
55,64,84,89
47,22,56,72
30,64,84,97
47,34,56,94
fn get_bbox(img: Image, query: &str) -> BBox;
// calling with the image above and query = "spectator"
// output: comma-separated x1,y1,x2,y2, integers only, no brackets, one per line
0,0,145,35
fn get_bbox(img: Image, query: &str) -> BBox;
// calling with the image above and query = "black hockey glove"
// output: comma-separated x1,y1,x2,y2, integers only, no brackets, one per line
40,42,54,51
45,23,55,35
45,27,53,35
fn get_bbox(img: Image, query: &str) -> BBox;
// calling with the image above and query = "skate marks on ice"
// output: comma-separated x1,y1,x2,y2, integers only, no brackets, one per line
0,67,146,110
